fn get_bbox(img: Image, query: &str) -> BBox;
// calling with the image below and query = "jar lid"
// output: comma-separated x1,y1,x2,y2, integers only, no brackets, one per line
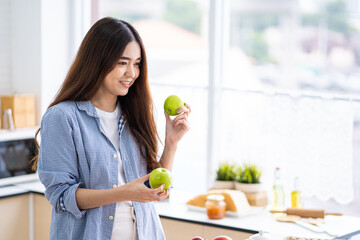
206,194,225,201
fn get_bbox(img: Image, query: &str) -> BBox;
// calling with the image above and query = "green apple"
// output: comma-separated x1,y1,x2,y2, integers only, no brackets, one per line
164,95,185,116
149,168,173,190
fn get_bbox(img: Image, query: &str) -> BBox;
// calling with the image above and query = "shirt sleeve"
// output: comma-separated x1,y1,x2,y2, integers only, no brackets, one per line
37,106,86,219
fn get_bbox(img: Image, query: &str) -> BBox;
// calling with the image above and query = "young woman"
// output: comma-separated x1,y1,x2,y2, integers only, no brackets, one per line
32,17,190,240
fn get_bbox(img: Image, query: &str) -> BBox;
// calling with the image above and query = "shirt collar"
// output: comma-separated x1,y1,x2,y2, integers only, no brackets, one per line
75,101,98,118
75,100,123,119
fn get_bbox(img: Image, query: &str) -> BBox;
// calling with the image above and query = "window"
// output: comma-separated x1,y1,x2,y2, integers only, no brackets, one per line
95,0,360,216
219,0,360,215
96,0,209,193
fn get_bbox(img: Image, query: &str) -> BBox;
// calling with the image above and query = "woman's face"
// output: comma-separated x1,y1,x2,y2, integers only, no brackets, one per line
101,41,141,98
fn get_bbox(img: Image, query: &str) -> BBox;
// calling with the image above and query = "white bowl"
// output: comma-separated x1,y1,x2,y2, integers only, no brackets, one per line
212,180,235,189
234,182,263,193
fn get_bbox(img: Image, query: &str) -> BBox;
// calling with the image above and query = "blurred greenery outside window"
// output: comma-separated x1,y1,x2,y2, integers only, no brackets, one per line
226,0,360,94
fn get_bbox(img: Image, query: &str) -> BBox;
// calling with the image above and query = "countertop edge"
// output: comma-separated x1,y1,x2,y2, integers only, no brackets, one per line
159,214,258,234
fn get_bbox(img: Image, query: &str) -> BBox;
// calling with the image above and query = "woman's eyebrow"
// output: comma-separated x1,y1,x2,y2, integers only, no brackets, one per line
120,56,142,61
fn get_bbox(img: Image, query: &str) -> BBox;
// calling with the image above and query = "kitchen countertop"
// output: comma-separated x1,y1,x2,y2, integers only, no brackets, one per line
156,191,360,239
0,179,45,198
1,179,359,239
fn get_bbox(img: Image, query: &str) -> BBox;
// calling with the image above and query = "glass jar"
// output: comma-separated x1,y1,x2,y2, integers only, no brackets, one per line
205,194,226,219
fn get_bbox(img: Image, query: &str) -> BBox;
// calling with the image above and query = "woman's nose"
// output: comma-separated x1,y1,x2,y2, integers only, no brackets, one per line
125,65,136,78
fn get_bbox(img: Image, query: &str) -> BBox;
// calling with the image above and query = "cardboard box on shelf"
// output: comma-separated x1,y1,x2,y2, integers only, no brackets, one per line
1,94,36,129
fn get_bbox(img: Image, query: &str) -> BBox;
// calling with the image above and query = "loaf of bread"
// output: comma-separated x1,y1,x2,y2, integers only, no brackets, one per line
186,189,250,213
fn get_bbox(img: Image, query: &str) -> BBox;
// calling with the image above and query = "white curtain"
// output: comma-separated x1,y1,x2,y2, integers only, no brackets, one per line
218,91,354,204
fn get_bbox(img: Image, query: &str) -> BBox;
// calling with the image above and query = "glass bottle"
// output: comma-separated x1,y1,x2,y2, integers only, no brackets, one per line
271,167,285,211
205,194,226,219
291,176,302,208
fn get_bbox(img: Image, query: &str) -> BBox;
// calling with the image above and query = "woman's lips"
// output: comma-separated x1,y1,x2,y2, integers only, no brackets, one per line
119,81,131,88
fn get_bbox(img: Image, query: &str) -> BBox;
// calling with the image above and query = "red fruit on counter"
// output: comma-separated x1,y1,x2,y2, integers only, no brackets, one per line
192,237,205,240
213,236,232,240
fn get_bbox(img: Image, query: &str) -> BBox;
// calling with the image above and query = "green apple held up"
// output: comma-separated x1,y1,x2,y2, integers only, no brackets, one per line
149,168,173,190
164,95,185,116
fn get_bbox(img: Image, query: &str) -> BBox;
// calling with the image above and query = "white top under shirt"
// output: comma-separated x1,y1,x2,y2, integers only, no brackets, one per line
95,106,132,207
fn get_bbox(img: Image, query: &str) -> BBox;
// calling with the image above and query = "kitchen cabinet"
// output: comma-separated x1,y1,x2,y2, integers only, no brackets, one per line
0,194,29,240
33,193,51,240
0,192,252,240
0,193,52,240
160,217,252,240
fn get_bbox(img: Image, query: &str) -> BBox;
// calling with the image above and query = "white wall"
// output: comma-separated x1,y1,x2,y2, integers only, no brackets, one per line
11,0,42,123
40,0,72,117
0,0,12,94
1,0,91,124
41,0,91,116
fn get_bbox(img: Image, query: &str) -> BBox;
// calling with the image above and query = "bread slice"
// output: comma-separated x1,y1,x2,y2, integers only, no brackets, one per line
186,189,250,213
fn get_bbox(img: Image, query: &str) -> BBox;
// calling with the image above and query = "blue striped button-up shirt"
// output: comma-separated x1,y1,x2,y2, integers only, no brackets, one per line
38,101,165,240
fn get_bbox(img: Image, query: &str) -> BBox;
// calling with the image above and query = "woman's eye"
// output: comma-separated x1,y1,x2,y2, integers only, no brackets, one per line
118,62,127,65
134,62,141,67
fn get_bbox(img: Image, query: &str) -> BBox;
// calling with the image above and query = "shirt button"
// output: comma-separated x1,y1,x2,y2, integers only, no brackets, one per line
113,153,117,158
113,184,117,189
109,215,114,220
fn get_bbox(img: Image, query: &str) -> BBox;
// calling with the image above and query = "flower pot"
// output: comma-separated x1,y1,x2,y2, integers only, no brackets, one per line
234,182,264,193
212,180,234,189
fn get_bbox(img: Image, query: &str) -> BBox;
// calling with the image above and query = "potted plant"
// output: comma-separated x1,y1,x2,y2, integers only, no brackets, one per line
234,163,263,193
213,162,236,189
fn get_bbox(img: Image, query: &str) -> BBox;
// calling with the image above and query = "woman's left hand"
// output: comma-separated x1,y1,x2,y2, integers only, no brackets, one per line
164,103,191,146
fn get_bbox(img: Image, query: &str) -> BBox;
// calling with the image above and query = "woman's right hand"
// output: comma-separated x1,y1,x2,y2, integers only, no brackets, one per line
116,174,169,203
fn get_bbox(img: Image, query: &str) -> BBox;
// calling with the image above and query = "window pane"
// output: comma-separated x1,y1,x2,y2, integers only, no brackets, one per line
226,0,360,95
98,0,209,87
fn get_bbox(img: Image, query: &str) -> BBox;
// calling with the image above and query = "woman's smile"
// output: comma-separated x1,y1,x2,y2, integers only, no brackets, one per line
119,80,132,88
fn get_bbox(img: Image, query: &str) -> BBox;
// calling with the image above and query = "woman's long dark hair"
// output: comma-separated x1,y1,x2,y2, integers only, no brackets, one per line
32,17,160,172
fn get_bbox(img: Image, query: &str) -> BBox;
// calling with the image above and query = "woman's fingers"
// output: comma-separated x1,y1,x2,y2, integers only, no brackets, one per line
174,113,188,121
175,120,189,129
160,189,169,200
137,173,150,182
156,189,169,201
173,111,189,122
184,103,191,113
151,184,165,194
164,104,191,122
175,116,189,126
149,185,169,202
176,106,190,114
176,105,191,118
124,176,170,203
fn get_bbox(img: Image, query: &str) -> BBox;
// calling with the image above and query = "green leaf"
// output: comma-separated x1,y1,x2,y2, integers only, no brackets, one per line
216,162,236,181
236,163,262,184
